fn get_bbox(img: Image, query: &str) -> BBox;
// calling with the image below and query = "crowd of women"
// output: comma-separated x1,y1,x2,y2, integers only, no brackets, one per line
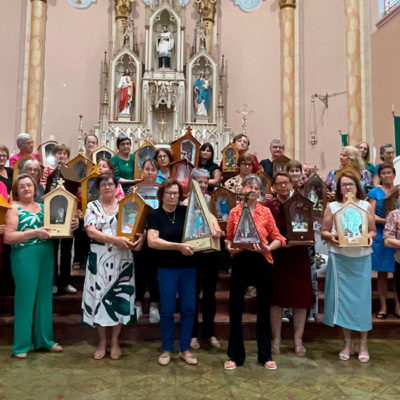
1,132,400,371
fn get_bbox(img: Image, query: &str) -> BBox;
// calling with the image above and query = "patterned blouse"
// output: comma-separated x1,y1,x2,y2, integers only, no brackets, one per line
226,202,286,264
13,203,45,248
383,209,400,263
325,168,373,194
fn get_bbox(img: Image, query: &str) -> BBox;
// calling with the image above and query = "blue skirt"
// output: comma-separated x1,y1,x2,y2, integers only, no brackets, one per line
323,252,372,332
372,224,395,272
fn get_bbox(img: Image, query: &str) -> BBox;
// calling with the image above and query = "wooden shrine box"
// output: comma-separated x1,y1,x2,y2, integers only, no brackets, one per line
92,146,115,164
170,159,194,196
117,192,152,239
232,201,262,249
81,168,100,214
183,180,220,252
0,195,11,225
273,155,291,176
134,182,160,209
283,191,315,245
134,140,157,179
304,174,327,222
43,179,78,238
171,127,200,166
384,187,400,215
334,165,361,181
67,154,94,181
12,154,41,181
38,137,58,168
221,144,239,172
210,186,237,231
333,196,369,247
256,170,272,201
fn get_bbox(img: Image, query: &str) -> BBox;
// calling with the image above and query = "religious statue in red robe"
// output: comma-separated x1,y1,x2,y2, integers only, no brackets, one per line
118,68,135,117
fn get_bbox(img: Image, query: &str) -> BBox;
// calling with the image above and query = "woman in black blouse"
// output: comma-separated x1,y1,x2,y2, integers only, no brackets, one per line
0,145,13,193
199,143,222,191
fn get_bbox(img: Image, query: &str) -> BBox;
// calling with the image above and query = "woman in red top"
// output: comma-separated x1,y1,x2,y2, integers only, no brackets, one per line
232,133,260,174
224,174,285,371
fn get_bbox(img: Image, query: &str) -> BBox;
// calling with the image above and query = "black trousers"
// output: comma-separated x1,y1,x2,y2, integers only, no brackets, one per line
53,238,73,286
192,252,220,339
134,244,159,303
227,251,273,366
73,220,90,266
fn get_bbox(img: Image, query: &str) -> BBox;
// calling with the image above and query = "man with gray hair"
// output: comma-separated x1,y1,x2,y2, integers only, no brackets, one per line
9,133,40,168
260,139,285,178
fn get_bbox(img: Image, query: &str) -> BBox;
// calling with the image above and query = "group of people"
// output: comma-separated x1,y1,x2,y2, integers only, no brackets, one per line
1,131,400,370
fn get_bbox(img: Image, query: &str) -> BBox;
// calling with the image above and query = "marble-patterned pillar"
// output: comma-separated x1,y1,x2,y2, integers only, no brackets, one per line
25,0,47,147
279,0,296,159
345,0,362,145
195,0,217,56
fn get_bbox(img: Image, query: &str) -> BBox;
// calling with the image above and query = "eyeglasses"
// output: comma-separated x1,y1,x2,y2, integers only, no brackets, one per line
0,154,8,159
340,182,355,188
165,191,179,197
240,162,253,167
18,183,33,190
100,182,115,188
86,141,97,145
274,181,290,187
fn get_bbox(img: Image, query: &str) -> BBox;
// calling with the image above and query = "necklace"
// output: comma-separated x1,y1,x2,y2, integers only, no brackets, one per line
164,209,176,224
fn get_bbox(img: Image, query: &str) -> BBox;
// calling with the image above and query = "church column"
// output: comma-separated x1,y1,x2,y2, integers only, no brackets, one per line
196,0,217,55
114,0,135,51
345,0,362,145
279,0,296,159
26,0,47,147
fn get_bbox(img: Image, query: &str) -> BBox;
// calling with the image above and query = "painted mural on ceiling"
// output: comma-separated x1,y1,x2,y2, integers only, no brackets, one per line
68,0,97,9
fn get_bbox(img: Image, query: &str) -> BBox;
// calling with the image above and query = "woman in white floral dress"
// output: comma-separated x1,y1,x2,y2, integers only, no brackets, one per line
83,174,143,360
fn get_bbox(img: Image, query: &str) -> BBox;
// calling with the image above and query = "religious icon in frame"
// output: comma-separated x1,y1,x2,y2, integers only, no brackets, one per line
221,143,239,172
273,155,291,176
183,180,220,252
67,154,94,181
171,126,200,166
283,191,315,245
210,186,237,231
117,192,152,239
80,169,100,214
42,178,78,238
232,201,262,249
170,159,194,196
38,137,58,168
256,170,272,201
303,174,327,222
134,140,157,179
135,182,160,209
333,196,369,247
92,146,115,164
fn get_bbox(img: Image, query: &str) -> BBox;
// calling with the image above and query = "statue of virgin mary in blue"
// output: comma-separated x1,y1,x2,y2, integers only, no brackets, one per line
193,71,210,117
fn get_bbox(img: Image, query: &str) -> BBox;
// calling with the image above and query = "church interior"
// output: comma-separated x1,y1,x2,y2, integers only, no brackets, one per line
2,0,400,399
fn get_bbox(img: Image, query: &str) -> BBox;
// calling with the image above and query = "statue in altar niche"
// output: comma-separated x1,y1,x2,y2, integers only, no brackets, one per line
193,70,210,118
118,68,135,117
156,25,174,69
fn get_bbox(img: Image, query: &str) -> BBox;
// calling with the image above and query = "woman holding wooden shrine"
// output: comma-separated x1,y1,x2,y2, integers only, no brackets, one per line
232,134,259,173
131,158,160,324
147,179,197,366
325,146,373,199
198,143,222,191
367,164,400,319
182,168,224,350
153,148,173,184
0,145,12,193
224,152,255,197
265,172,313,356
224,174,285,371
4,174,63,358
321,172,376,362
110,135,135,194
82,174,143,360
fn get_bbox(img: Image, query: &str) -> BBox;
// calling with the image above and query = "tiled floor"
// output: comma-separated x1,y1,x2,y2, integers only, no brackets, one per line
1,339,400,399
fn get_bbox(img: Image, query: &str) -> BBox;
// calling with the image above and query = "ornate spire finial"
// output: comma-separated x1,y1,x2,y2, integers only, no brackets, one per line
195,0,217,23
114,0,135,20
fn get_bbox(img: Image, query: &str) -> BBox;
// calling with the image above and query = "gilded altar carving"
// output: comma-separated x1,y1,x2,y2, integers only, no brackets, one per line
115,0,135,20
279,0,296,9
195,0,217,23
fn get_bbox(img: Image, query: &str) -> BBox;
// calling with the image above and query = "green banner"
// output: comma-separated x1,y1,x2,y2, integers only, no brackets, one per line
395,116,400,156
341,133,348,146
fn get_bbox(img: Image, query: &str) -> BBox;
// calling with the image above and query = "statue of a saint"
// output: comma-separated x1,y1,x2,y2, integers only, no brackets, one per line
118,68,135,117
156,25,174,69
193,70,210,117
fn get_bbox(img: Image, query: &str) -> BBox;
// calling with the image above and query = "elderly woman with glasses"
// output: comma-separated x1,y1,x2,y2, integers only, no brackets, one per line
4,174,62,358
9,133,40,168
110,136,135,194
83,134,99,160
224,174,285,371
82,173,143,360
154,148,173,184
147,179,197,366
20,159,44,203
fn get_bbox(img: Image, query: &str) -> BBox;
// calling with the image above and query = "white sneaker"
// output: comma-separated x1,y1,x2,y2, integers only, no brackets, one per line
53,285,58,295
149,306,160,323
307,315,316,323
281,317,290,323
136,305,143,320
62,284,77,294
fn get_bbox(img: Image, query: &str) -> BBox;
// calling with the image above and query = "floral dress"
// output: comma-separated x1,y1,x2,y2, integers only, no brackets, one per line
82,200,135,327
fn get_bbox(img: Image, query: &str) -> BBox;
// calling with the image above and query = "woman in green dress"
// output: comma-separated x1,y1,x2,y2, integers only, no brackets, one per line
4,174,63,358
110,135,136,194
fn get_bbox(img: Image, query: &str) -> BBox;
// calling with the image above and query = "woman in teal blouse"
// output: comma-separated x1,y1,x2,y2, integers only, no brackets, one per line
110,135,135,194
4,174,63,358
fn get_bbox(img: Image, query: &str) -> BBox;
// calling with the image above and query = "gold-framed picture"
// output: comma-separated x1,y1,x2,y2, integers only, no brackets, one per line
221,143,239,172
80,169,100,214
42,179,78,238
38,138,58,168
304,173,327,223
210,186,236,231
182,180,220,252
171,126,200,166
117,192,152,239
273,155,291,176
92,146,115,164
134,140,157,179
170,159,194,197
67,154,94,181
